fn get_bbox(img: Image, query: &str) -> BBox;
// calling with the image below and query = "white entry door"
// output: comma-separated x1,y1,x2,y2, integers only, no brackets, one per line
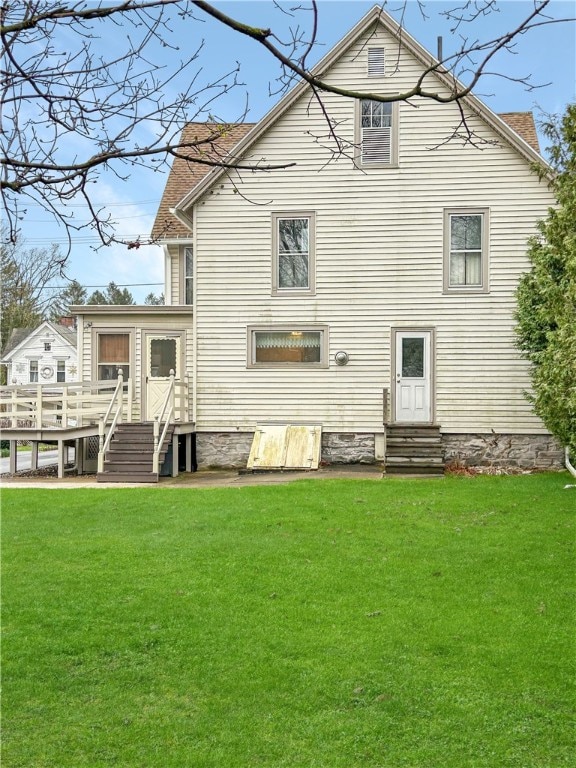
144,333,182,421
394,330,432,423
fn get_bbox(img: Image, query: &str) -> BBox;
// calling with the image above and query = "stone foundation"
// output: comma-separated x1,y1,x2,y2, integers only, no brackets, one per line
321,432,376,464
195,431,378,469
195,432,254,469
442,433,564,470
195,430,565,471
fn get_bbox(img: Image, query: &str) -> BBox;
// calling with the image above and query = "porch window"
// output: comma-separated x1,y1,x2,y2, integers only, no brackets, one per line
444,208,489,293
248,326,328,368
97,333,130,381
29,360,39,383
272,213,316,295
56,360,66,383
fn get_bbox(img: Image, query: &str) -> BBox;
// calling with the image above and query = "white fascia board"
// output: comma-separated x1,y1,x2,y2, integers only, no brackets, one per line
174,3,549,215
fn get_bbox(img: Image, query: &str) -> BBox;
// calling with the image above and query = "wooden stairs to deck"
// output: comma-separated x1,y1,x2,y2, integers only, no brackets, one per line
97,422,174,483
385,425,445,476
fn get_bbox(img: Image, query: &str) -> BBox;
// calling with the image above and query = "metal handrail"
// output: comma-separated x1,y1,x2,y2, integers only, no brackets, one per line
152,369,175,475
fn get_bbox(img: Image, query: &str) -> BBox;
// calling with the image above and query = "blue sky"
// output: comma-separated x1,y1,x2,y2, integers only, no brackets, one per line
20,0,576,302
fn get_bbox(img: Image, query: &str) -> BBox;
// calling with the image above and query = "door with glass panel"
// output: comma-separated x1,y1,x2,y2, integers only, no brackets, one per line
394,330,432,423
144,333,182,421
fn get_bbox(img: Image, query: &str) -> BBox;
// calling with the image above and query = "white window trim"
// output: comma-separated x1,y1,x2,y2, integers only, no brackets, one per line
443,207,490,294
271,212,316,296
247,324,329,369
355,97,399,168
91,328,135,383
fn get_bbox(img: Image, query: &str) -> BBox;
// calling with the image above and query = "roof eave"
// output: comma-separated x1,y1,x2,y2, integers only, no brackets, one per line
174,3,550,213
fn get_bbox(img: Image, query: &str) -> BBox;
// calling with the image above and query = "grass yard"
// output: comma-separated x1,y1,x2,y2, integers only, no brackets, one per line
2,474,575,767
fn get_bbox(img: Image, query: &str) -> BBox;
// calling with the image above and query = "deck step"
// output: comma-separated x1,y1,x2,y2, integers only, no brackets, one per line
385,425,445,476
97,472,159,483
98,422,174,483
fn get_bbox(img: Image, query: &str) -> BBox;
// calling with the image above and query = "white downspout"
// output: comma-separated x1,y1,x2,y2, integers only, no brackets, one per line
565,446,576,480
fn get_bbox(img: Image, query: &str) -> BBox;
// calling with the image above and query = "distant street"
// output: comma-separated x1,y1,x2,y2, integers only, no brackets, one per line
0,448,75,475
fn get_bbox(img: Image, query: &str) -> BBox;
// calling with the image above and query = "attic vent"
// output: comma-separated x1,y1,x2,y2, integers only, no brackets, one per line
368,47,385,76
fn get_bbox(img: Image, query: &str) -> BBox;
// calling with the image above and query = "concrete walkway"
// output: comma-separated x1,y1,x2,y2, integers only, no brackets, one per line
1,463,386,489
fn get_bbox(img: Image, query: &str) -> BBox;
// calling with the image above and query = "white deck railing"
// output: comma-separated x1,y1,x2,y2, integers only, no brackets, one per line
0,374,134,430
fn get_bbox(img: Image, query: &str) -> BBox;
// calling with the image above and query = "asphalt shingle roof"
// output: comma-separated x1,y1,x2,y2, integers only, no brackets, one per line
153,112,541,240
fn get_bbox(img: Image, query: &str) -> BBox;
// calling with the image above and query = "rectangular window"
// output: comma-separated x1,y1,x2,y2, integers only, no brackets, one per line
272,213,316,295
56,360,66,383
97,333,130,381
368,47,385,76
184,246,193,305
444,208,489,293
29,360,38,383
358,98,398,166
44,342,51,352
248,326,328,368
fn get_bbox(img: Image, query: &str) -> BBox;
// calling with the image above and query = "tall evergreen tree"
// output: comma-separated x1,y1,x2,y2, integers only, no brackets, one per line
515,104,576,454
87,282,135,305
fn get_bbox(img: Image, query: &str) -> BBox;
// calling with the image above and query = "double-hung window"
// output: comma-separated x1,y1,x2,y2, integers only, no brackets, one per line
358,98,398,166
184,246,193,305
272,213,315,295
29,360,39,383
444,208,489,293
56,360,66,383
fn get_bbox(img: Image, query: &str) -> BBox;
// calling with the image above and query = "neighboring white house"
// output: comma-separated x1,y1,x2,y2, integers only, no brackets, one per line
72,5,563,472
1,319,78,386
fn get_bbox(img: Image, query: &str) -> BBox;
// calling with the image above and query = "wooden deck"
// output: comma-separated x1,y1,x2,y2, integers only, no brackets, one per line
1,377,194,479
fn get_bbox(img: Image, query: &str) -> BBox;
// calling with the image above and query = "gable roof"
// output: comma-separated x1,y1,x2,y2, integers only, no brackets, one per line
1,327,33,359
151,122,255,240
1,321,77,362
156,5,547,234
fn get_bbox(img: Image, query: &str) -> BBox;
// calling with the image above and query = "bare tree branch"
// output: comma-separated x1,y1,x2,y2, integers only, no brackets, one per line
1,0,573,250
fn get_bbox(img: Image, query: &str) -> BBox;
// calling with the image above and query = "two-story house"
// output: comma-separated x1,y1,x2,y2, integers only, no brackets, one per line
73,5,562,474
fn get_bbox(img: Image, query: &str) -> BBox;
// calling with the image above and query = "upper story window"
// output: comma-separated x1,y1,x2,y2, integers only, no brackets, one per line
56,360,66,383
358,98,398,167
44,342,51,352
444,208,489,294
29,360,38,383
368,47,385,76
184,246,193,305
272,212,316,296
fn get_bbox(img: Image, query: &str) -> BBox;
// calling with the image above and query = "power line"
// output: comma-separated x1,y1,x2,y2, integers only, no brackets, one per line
46,282,163,289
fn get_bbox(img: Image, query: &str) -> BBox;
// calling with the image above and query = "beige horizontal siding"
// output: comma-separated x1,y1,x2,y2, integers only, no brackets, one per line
185,24,552,435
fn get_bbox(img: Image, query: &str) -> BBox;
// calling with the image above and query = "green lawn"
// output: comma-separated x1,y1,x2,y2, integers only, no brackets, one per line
2,475,575,767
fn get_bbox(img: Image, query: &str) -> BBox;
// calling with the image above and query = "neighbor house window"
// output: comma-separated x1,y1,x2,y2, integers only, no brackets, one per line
184,246,193,304
97,333,131,381
444,208,489,293
358,98,398,166
29,360,39,383
272,213,316,295
44,342,51,352
248,326,328,368
56,360,66,383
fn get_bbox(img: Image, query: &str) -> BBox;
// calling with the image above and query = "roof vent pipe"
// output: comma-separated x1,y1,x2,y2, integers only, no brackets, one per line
437,36,443,62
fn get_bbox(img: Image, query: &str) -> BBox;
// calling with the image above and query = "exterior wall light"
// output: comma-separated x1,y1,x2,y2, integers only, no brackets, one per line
334,351,349,366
